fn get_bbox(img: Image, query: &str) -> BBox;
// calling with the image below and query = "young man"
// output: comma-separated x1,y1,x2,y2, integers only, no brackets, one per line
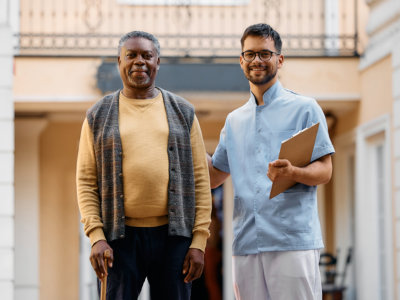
77,31,212,300
208,23,335,300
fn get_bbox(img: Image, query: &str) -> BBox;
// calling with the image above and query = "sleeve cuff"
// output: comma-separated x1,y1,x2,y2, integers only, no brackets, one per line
212,156,230,174
189,230,210,253
89,227,106,246
311,145,335,162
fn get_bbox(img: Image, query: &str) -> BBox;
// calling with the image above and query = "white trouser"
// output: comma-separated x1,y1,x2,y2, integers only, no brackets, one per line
232,250,322,300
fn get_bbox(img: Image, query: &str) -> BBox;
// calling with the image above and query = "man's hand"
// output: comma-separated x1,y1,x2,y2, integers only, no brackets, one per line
268,155,332,186
182,248,204,283
267,159,294,182
90,240,114,279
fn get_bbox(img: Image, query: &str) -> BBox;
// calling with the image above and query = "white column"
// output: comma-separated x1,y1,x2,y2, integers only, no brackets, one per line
14,119,47,300
0,0,15,299
223,177,234,300
392,39,400,300
79,225,97,300
324,0,339,54
355,115,393,300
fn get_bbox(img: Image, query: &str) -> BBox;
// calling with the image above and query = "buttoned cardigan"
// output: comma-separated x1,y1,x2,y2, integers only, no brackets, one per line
86,88,195,242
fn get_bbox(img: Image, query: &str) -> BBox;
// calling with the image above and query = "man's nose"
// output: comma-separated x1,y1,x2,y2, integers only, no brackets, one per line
133,55,145,64
253,53,263,62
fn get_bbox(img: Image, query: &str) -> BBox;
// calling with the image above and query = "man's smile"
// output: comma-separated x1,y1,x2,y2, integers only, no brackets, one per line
249,66,267,72
129,69,147,75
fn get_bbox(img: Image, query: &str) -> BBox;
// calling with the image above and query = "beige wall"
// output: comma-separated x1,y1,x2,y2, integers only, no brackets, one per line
335,106,360,136
281,57,360,96
360,55,393,123
14,57,361,97
14,57,102,97
39,121,82,300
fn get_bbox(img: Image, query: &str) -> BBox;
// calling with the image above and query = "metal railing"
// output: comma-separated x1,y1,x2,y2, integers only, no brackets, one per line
15,0,359,57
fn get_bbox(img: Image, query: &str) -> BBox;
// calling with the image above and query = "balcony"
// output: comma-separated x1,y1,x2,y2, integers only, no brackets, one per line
15,0,359,57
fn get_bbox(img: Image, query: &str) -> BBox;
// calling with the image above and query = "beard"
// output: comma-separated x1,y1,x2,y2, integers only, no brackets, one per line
244,63,278,86
126,71,154,89
128,76,151,88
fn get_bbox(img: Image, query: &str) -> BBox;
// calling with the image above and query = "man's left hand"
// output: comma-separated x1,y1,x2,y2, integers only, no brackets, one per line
182,248,204,283
267,159,294,182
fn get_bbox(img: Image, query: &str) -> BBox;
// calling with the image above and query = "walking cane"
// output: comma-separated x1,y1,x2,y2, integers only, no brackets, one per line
100,250,111,300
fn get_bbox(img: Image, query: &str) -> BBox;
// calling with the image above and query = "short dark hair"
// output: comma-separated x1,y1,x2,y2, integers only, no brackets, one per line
240,23,282,54
118,31,161,56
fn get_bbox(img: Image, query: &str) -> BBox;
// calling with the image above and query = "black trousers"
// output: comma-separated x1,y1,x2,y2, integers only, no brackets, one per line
101,225,192,300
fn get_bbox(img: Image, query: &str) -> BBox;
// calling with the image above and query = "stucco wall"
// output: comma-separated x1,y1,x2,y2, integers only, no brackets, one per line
360,55,393,124
39,121,82,300
335,106,360,136
281,58,360,96
14,57,102,97
14,57,361,98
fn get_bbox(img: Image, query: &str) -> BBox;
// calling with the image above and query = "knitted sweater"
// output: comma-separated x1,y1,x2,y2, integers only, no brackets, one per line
77,88,211,250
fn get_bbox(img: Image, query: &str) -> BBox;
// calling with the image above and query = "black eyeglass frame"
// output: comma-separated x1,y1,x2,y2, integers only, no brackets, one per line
241,49,281,62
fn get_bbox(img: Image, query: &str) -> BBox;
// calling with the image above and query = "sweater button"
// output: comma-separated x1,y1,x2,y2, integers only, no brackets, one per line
169,146,173,151
119,173,122,177
120,194,124,198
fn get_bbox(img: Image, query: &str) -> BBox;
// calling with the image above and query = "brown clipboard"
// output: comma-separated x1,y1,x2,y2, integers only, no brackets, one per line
269,122,319,199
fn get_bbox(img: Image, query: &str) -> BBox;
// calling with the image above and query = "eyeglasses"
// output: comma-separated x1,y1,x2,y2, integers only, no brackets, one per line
241,50,280,62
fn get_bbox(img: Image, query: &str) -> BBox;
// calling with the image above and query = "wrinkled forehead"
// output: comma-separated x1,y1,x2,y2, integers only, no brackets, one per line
121,37,157,53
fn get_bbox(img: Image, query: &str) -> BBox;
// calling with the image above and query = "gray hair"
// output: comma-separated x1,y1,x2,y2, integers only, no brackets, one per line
118,31,161,56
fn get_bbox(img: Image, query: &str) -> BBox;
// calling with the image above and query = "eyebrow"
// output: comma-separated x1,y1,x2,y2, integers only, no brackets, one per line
124,49,153,53
244,49,273,52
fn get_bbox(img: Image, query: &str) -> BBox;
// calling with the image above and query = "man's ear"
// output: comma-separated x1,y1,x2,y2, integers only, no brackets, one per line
157,57,160,70
277,54,284,69
239,55,244,70
118,56,121,66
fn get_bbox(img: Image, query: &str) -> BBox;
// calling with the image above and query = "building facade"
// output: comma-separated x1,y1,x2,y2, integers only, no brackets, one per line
1,0,400,299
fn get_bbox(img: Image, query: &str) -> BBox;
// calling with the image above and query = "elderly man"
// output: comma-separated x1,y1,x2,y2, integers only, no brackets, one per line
77,31,212,300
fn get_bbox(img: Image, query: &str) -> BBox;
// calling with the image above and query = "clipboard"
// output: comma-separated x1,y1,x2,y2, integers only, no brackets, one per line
269,122,320,199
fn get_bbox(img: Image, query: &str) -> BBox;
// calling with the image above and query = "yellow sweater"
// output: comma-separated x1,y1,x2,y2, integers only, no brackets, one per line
77,90,211,251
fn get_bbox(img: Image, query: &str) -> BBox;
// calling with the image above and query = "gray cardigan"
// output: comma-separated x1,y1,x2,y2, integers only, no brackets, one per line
86,88,196,242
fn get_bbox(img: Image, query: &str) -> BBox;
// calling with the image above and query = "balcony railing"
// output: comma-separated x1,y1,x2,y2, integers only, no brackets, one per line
14,0,359,57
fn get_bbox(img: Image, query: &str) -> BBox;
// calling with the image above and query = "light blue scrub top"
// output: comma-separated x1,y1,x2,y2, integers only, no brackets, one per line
212,81,335,256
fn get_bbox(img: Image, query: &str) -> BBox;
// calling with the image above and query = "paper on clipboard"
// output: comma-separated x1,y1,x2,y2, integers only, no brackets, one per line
269,122,320,199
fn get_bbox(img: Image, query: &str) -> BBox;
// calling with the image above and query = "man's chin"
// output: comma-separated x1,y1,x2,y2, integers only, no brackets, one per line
249,77,273,86
246,72,276,86
128,79,151,89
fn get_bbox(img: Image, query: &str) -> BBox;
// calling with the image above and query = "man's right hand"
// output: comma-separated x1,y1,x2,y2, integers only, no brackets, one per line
90,240,114,279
